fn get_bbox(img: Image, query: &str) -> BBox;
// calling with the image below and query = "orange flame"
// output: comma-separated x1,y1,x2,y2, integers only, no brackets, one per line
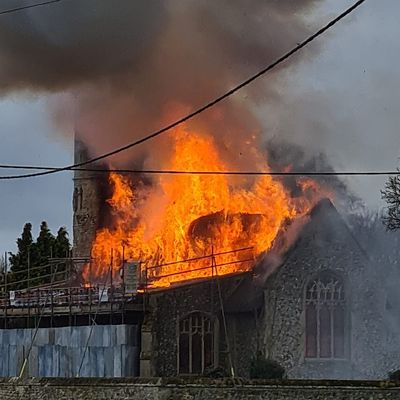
83,125,328,289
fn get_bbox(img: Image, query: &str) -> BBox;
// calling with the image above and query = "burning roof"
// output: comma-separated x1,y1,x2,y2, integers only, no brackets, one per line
82,125,331,290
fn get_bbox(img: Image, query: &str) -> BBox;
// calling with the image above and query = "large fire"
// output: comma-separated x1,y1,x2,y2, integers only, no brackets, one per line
83,125,327,289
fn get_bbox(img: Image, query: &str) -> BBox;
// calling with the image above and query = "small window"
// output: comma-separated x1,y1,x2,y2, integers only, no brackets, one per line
305,272,346,359
178,312,216,374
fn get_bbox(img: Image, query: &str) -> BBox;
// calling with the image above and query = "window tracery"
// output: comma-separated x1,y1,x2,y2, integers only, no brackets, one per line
178,312,216,374
305,272,346,359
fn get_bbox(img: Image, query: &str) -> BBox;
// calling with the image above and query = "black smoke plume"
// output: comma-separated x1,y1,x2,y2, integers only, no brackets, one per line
0,0,320,167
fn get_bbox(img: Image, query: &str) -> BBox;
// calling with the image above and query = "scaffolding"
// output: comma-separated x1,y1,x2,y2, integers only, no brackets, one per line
0,246,254,328
0,256,143,329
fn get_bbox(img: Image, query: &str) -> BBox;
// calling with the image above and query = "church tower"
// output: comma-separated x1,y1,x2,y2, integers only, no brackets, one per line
72,137,102,258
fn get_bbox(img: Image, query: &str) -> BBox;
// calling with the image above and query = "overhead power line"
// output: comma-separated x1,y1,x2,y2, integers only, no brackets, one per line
0,163,398,177
0,0,368,181
0,0,64,16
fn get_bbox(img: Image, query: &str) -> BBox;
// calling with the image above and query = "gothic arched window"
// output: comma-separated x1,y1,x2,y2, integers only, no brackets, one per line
178,312,217,374
305,271,346,359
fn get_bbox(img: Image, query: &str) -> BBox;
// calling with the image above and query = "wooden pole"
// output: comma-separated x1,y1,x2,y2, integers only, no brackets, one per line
68,260,72,326
27,249,30,329
50,263,54,327
121,244,125,325
213,250,235,379
89,257,92,325
110,249,113,325
4,252,7,329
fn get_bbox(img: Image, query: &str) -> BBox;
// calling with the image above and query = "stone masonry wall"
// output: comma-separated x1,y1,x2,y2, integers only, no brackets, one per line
153,280,223,377
73,177,101,258
263,202,391,379
153,276,258,377
228,312,259,377
0,378,399,400
73,139,103,259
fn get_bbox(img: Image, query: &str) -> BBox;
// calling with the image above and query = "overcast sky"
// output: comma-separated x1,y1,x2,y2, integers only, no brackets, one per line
0,95,72,257
0,0,399,256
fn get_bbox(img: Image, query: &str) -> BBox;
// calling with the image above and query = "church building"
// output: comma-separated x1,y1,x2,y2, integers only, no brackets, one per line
71,141,399,380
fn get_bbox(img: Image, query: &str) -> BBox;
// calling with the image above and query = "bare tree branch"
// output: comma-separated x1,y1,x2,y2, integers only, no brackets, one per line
382,171,400,230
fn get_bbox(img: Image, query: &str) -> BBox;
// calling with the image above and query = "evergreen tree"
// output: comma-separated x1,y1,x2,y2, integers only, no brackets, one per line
9,223,36,289
8,222,71,289
0,254,6,274
0,255,6,294
53,227,71,282
54,227,71,258
36,221,55,264
30,221,55,286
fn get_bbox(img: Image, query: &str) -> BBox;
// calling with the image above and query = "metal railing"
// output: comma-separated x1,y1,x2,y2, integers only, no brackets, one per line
0,247,255,314
0,285,128,310
142,246,255,289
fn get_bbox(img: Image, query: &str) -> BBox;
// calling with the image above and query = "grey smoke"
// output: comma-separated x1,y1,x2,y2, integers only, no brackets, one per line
0,0,166,91
265,138,364,212
0,0,320,167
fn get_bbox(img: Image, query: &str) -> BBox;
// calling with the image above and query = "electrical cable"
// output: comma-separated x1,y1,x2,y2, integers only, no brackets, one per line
0,164,397,177
0,0,64,16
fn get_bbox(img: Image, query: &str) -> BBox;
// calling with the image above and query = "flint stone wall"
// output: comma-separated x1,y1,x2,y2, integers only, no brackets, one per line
153,280,225,377
73,139,105,258
264,203,391,379
153,277,258,377
72,175,102,258
0,378,399,400
152,201,398,380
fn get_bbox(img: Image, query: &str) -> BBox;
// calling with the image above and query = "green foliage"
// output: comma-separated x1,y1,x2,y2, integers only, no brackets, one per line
36,222,55,265
0,255,5,273
249,353,285,380
388,369,400,381
54,227,71,258
8,223,34,289
8,222,71,290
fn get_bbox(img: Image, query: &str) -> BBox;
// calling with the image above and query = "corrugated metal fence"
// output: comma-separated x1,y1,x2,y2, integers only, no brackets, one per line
0,325,140,377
